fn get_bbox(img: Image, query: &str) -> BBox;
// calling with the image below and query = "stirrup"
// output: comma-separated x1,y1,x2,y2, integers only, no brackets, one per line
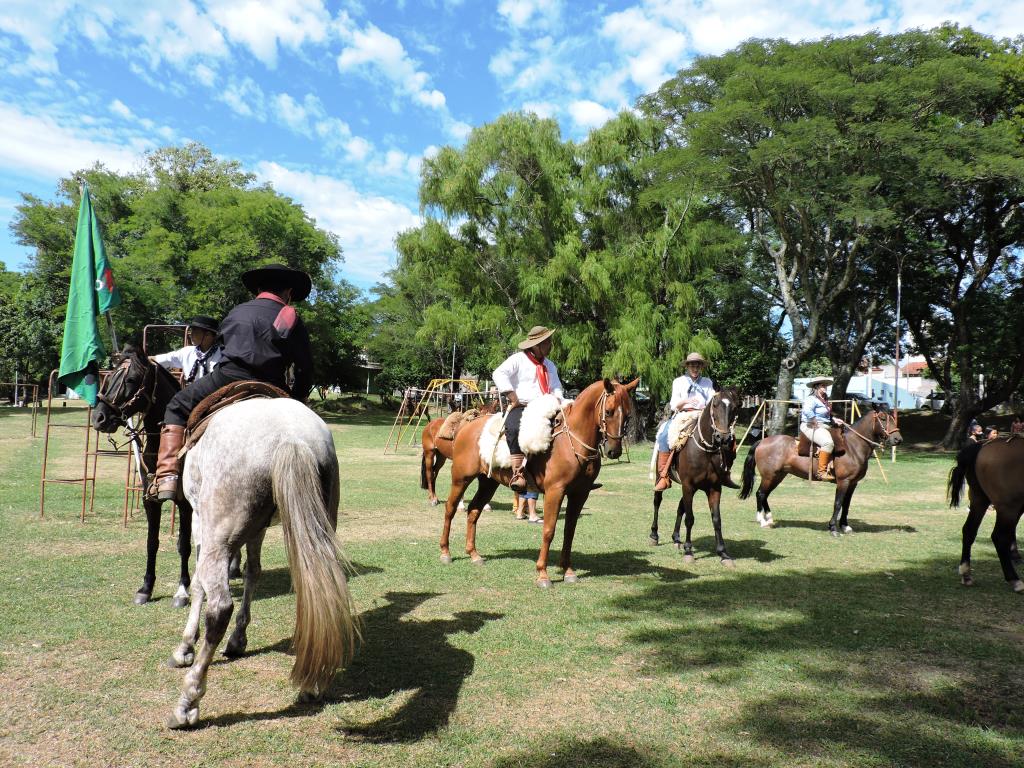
151,475,179,502
509,470,527,493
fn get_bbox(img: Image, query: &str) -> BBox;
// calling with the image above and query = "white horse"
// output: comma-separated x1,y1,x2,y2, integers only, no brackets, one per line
166,398,359,729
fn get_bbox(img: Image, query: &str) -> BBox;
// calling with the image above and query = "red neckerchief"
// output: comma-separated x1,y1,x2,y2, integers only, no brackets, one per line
818,391,832,419
524,349,550,394
255,292,296,334
256,291,286,305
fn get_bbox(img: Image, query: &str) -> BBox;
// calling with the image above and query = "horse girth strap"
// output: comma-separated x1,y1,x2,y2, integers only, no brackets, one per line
182,381,290,454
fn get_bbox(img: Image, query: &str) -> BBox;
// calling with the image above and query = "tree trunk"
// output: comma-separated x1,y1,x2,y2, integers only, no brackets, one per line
767,363,797,435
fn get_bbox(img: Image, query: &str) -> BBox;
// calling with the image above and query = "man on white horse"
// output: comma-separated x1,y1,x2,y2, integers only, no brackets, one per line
149,264,315,502
151,315,224,385
492,325,565,493
800,375,845,481
654,352,718,491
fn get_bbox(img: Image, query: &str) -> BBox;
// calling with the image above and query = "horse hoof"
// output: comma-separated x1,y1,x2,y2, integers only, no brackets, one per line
674,542,682,550
133,591,152,606
439,554,452,565
648,536,659,546
430,499,439,507
167,650,194,668
830,529,841,538
961,575,974,587
842,525,854,534
166,707,199,730
721,558,735,568
759,521,771,529
471,556,485,566
683,553,695,564
563,572,578,584
1011,580,1024,593
170,594,190,609
537,578,553,589
223,641,247,658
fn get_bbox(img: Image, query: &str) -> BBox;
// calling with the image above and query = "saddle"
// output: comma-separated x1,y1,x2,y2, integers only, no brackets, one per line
182,381,290,454
797,427,847,458
438,408,483,441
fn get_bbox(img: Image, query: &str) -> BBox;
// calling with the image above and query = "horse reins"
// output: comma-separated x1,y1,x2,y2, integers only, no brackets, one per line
845,412,899,448
554,389,626,463
97,355,158,423
692,393,738,454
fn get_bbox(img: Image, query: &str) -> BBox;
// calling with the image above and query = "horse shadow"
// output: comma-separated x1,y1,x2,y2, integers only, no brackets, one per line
488,548,698,583
686,536,784,563
328,591,503,742
772,520,917,534
229,560,383,601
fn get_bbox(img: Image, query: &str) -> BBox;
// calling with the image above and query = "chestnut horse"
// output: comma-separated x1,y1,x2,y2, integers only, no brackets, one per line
649,388,740,565
440,378,638,587
948,438,1024,591
738,408,902,536
420,400,499,505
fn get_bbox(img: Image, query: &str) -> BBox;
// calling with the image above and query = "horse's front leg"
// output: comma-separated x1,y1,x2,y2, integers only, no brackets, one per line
225,528,265,658
680,491,695,563
134,498,162,605
440,475,470,564
828,482,846,537
838,482,858,533
171,501,194,608
650,490,663,545
167,547,234,729
536,486,567,588
991,509,1024,592
559,489,588,584
464,476,499,565
708,487,733,566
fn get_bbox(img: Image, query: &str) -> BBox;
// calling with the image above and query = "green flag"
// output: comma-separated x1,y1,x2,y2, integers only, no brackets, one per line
57,183,121,405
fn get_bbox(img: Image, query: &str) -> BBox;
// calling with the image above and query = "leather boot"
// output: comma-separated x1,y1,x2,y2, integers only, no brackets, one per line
654,451,673,491
149,424,186,502
509,454,528,493
817,450,834,481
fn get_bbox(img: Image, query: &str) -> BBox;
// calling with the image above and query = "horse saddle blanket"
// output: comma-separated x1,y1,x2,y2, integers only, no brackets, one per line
477,394,563,469
796,427,847,458
438,408,483,441
667,410,700,450
182,380,290,454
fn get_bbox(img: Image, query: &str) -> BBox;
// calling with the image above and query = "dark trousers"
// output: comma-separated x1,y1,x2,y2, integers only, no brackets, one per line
504,404,525,454
163,364,253,426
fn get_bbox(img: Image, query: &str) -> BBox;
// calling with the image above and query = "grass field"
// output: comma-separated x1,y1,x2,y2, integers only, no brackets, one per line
1,404,1023,767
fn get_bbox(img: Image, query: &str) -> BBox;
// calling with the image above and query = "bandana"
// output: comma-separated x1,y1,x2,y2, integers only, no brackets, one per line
187,345,220,383
524,349,550,394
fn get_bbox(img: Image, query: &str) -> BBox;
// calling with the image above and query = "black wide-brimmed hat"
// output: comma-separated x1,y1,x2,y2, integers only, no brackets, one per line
188,315,220,334
241,263,312,302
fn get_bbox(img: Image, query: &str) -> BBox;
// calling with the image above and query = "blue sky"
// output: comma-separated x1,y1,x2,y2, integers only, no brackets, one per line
1,0,1021,291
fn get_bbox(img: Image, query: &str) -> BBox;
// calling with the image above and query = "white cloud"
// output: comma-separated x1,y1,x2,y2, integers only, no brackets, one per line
256,161,420,284
567,99,616,130
0,101,143,180
337,21,449,112
497,0,562,29
109,99,134,120
521,100,558,119
600,6,688,92
220,77,266,119
205,0,331,67
193,62,216,86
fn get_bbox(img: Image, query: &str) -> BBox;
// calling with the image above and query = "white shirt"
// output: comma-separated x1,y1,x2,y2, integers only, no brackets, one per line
492,351,564,404
669,374,716,412
152,345,224,383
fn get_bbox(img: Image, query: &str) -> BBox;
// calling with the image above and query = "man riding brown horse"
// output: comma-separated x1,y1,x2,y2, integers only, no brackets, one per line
149,264,315,501
492,325,565,493
800,375,846,481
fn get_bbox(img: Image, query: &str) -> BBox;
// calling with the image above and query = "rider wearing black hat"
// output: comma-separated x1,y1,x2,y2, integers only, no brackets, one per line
149,264,316,502
151,315,224,384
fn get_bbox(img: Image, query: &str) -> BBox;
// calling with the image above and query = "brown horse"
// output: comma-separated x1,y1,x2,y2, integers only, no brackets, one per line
948,438,1024,591
738,408,902,536
440,378,638,587
649,388,740,565
421,400,499,505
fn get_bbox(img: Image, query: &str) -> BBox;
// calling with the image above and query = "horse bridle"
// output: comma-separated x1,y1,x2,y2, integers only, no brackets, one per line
555,388,628,462
97,354,158,425
692,392,738,453
846,411,900,447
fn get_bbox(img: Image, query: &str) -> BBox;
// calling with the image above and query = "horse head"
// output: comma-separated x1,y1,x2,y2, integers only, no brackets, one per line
91,345,157,433
708,387,741,448
871,405,903,447
599,377,639,459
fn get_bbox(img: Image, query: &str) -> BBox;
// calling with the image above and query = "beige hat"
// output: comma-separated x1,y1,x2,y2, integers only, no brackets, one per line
518,325,555,350
685,352,706,364
807,375,834,388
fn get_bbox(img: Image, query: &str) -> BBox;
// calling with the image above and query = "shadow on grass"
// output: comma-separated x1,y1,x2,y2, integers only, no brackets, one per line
771,519,918,534
610,557,1024,767
227,559,384,602
488,548,699,582
330,590,504,742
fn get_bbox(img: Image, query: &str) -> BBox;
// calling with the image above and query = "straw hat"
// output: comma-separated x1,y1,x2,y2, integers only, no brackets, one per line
684,352,707,365
518,325,555,350
806,375,834,388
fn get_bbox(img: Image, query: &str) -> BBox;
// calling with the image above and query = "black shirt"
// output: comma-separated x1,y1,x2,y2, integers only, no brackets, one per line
218,295,314,401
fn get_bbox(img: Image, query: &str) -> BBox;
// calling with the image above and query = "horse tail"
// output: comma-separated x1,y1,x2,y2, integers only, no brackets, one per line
420,448,430,489
948,441,983,508
738,439,760,500
272,441,359,694
648,443,659,480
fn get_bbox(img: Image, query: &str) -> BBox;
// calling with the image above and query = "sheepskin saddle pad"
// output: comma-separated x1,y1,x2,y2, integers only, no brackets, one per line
478,394,562,469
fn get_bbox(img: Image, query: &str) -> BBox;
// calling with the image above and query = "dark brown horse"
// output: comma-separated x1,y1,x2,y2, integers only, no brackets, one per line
440,378,638,587
949,438,1024,591
739,408,902,536
421,400,499,505
91,346,195,606
649,388,740,565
